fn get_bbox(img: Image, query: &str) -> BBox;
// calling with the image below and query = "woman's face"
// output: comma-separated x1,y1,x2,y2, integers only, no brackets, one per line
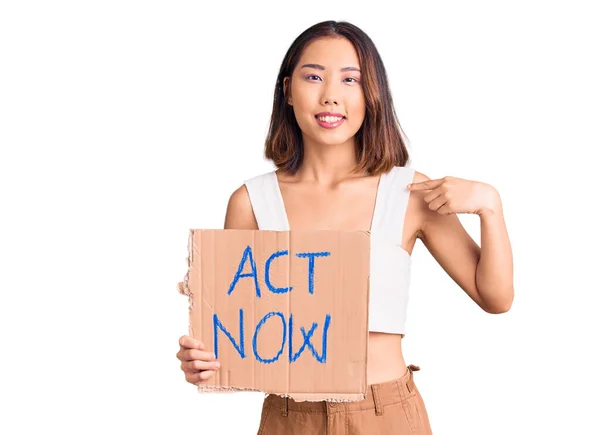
284,37,366,147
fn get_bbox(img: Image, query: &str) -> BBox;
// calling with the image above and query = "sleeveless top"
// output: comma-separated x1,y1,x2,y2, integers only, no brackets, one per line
243,166,415,335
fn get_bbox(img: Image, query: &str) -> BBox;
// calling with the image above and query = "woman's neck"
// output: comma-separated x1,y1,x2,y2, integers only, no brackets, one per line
295,136,363,184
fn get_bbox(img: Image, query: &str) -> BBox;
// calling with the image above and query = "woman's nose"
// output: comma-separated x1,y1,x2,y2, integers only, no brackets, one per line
321,78,341,105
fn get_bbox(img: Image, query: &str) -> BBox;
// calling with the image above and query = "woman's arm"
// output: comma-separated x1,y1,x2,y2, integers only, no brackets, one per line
475,200,514,313
410,172,514,314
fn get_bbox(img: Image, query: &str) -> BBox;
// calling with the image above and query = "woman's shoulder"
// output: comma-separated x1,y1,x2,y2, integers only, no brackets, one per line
224,183,259,229
224,169,276,229
389,165,429,184
410,168,430,183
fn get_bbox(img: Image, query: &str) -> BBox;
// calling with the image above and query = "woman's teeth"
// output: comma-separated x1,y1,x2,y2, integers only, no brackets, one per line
317,116,343,122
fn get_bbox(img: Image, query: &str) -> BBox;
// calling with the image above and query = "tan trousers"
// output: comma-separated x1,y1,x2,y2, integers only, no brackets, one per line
256,364,433,434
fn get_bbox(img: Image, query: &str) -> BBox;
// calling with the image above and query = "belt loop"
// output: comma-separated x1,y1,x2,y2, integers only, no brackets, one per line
371,384,383,416
282,397,289,417
406,364,420,393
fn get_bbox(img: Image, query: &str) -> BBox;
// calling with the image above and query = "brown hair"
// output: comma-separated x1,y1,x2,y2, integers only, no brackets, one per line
264,20,410,175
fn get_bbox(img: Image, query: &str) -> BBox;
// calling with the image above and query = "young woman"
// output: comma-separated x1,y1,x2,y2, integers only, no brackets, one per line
176,20,513,434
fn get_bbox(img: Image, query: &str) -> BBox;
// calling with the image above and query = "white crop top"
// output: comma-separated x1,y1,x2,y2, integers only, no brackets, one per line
243,165,415,335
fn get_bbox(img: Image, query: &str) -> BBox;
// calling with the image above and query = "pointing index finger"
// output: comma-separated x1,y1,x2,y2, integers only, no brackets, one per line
407,178,443,190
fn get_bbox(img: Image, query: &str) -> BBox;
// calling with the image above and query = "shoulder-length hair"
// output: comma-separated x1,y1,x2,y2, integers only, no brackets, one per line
264,20,411,175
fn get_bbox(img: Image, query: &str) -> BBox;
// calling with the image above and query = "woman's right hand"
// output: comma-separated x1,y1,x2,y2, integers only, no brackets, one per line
177,335,220,385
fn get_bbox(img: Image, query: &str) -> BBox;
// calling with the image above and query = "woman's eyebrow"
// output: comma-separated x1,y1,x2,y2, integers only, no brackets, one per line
300,63,361,72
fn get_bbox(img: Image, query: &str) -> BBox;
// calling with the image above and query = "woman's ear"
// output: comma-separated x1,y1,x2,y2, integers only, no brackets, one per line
283,76,292,105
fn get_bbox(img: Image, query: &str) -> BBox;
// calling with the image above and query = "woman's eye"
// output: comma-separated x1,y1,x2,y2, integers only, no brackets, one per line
306,75,360,83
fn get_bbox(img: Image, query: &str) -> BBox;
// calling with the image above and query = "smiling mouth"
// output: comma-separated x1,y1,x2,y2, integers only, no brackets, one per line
315,115,345,123
314,115,346,129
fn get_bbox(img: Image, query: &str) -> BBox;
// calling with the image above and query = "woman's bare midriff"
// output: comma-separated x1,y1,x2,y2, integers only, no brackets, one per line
367,332,408,385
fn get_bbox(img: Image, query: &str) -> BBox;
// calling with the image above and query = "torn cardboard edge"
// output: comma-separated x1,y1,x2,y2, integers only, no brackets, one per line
195,384,367,402
177,230,193,296
179,228,371,402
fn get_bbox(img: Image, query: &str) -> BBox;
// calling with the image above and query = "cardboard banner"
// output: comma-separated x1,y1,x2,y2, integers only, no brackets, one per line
179,229,370,401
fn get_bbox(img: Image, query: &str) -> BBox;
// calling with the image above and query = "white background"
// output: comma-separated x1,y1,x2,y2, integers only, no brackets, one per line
1,1,598,434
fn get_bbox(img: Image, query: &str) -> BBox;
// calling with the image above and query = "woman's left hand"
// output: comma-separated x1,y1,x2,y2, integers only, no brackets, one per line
407,176,500,216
